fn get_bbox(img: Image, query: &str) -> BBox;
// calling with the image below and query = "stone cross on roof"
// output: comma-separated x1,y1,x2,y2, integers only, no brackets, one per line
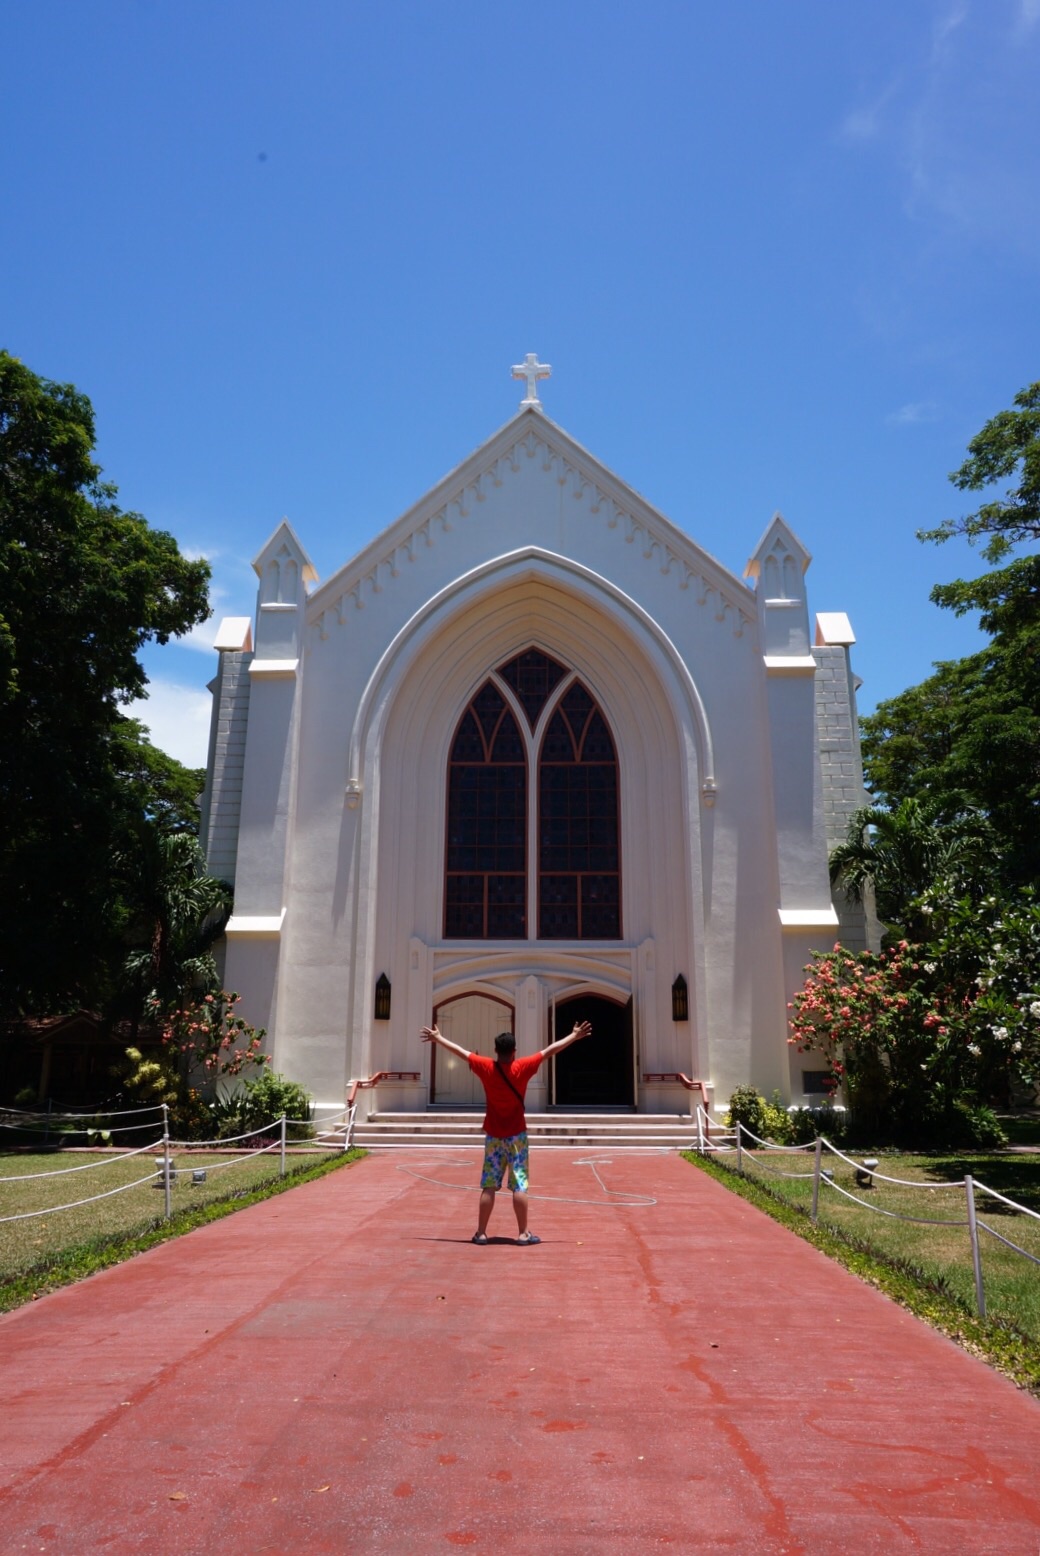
511,352,552,409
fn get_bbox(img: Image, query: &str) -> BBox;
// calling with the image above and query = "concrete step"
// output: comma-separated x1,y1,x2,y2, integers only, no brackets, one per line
356,1138,696,1150
350,1111,703,1150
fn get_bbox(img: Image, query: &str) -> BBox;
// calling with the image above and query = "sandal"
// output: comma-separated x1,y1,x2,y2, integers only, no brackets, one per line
471,1231,488,1244
516,1232,541,1245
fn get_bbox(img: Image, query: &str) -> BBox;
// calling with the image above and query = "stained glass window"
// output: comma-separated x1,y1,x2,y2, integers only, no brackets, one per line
444,682,526,938
538,682,621,939
444,664,621,942
497,648,568,729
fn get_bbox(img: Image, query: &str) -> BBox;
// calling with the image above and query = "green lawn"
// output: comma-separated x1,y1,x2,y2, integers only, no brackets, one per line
708,1141,1040,1342
0,1141,358,1298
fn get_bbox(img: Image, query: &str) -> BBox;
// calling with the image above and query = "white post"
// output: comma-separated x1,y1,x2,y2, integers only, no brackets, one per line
736,1121,743,1174
280,1114,287,1178
162,1104,172,1221
696,1105,705,1155
811,1136,823,1225
965,1175,986,1319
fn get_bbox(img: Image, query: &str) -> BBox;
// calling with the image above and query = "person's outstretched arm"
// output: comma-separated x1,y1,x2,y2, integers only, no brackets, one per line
420,1024,471,1062
540,1020,592,1059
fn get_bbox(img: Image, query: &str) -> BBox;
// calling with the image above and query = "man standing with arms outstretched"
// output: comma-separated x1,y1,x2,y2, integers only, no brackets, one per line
420,1020,592,1245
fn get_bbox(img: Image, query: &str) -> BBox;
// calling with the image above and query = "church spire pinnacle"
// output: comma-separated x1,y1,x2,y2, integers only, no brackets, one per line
511,352,552,409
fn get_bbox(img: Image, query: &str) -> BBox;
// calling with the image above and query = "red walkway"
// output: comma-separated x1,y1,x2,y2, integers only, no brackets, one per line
2,1148,1039,1554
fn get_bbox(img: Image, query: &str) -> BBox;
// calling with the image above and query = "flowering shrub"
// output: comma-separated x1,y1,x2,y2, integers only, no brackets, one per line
920,889,1040,1106
118,991,269,1137
788,888,1040,1142
118,1047,208,1136
151,990,270,1083
788,942,959,1140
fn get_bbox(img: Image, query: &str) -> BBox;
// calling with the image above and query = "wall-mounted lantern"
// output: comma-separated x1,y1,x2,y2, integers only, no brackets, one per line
671,975,688,1022
374,973,392,1021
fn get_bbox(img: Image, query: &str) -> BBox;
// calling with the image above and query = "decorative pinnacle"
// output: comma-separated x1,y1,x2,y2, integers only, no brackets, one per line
511,352,552,409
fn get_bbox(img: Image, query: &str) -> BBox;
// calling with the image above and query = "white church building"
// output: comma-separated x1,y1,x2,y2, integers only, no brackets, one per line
200,358,870,1119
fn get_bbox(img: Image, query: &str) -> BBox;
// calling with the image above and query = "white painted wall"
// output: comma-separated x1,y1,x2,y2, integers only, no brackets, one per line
209,406,854,1112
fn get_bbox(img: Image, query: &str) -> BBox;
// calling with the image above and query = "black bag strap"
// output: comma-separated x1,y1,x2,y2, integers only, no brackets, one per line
495,1060,525,1107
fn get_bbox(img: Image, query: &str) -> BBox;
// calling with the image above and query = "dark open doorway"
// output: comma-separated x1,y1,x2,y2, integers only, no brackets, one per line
553,994,633,1107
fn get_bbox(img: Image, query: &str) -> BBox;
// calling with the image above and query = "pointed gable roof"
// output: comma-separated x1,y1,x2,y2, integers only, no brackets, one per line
252,519,319,587
308,405,756,636
744,512,811,586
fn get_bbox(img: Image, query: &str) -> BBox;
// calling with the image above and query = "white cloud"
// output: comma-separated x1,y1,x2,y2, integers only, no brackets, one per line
132,678,213,768
838,2,1040,257
841,107,882,143
839,79,900,144
932,1,969,54
886,401,941,426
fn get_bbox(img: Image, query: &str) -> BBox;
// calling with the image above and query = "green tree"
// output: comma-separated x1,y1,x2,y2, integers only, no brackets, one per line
829,797,995,940
0,352,210,1017
116,830,232,1018
919,380,1040,562
862,649,1040,887
111,715,206,836
862,381,1040,887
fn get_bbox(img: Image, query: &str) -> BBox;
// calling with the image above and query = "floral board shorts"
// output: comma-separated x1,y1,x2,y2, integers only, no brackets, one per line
481,1132,529,1193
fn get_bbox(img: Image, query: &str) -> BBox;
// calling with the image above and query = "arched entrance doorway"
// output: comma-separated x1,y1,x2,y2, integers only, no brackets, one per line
552,994,633,1107
430,993,514,1108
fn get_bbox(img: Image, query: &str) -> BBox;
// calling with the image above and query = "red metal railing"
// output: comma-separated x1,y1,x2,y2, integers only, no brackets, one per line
346,1071,420,1107
642,1072,711,1136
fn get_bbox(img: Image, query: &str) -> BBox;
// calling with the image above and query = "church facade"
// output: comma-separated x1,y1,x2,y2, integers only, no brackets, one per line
200,368,869,1117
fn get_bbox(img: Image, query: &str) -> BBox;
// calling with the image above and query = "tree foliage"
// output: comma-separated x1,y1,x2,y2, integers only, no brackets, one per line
116,830,232,1017
861,380,1040,890
0,351,211,1017
918,381,1040,563
806,382,1040,1136
790,887,1040,1140
119,991,269,1137
828,797,995,940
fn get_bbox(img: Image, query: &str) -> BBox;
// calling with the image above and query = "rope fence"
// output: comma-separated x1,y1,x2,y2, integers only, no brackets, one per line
0,1101,168,1156
0,1102,166,1119
691,1105,1040,1320
0,1170,161,1224
0,1100,357,1238
0,1138,161,1184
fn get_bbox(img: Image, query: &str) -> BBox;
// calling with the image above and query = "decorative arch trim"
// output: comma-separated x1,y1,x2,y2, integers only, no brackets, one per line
346,548,716,802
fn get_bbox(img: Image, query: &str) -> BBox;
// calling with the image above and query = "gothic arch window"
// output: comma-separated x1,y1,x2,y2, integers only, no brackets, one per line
444,682,527,938
443,654,621,942
538,681,621,939
497,647,568,729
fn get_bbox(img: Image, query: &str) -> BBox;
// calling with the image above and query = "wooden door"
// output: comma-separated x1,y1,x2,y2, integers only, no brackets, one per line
432,995,514,1107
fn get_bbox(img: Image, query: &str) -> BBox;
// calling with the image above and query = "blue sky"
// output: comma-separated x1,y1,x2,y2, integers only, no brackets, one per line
4,1,1039,765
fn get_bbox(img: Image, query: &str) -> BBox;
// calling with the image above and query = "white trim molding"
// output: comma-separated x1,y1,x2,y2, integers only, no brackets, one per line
763,656,818,675
778,908,840,930
249,660,299,678
225,910,287,938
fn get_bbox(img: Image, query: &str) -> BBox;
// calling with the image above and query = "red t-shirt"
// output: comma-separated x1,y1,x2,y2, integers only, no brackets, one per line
467,1052,544,1138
